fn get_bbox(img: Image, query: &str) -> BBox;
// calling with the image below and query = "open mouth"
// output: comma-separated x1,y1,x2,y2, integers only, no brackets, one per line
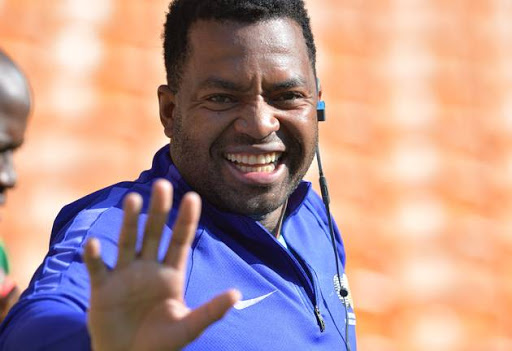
225,152,283,173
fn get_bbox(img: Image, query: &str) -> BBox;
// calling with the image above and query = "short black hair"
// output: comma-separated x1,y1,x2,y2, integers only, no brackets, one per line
163,0,317,93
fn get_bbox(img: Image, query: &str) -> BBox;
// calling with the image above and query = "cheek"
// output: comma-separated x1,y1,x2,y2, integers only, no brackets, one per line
281,112,318,145
298,120,317,141
177,114,230,155
194,111,237,142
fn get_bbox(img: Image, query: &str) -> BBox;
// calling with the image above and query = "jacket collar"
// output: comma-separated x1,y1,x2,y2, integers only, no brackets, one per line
146,144,313,231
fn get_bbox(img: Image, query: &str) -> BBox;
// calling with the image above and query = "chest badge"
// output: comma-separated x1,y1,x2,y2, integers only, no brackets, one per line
334,273,356,326
333,273,354,309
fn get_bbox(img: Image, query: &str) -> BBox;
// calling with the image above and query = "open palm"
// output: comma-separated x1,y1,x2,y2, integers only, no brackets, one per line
83,180,240,351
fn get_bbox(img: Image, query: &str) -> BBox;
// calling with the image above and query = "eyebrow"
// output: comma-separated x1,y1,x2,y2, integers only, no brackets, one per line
269,77,308,90
198,76,309,92
198,77,247,92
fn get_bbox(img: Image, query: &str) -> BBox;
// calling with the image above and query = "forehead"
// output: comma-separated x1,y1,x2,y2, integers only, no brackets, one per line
0,58,30,146
0,109,28,147
184,18,313,82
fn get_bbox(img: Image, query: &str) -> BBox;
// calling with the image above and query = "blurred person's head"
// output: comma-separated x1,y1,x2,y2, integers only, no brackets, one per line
0,50,31,206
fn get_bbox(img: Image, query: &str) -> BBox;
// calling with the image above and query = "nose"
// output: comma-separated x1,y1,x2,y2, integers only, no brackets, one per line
0,151,17,189
233,99,279,139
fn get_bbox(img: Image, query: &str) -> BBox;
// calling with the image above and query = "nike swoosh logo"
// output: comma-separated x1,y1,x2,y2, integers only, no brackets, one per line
233,290,277,310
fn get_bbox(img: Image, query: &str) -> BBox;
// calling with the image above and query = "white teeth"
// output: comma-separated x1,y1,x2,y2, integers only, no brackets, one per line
224,152,282,173
225,152,282,166
233,163,276,173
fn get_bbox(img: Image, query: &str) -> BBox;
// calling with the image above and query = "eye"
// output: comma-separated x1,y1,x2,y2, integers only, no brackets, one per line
203,94,238,111
207,94,236,104
269,91,306,108
274,91,304,101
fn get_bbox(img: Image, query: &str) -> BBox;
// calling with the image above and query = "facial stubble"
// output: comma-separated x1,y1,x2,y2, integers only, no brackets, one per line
170,110,317,218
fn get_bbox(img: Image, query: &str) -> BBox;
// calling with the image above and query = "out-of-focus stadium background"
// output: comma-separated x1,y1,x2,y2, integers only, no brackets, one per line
1,0,511,350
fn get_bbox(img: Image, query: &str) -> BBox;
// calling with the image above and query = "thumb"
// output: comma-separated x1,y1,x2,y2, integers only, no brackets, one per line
181,289,241,344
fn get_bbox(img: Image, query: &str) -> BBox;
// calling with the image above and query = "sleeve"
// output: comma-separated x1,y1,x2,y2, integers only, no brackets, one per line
0,297,91,350
0,205,125,350
0,256,93,351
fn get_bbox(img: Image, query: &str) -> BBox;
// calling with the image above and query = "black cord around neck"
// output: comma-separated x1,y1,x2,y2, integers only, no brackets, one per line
316,145,352,351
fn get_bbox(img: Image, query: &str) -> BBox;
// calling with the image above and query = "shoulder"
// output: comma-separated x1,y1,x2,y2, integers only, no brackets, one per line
49,180,158,249
302,187,329,223
51,145,176,235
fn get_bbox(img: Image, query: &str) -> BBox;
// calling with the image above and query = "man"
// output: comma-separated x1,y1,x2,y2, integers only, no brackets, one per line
0,50,31,323
0,0,357,350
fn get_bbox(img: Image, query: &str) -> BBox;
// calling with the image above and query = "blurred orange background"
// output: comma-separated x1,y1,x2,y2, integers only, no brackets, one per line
1,0,511,350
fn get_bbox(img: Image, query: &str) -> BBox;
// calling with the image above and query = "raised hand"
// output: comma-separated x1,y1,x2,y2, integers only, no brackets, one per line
83,179,240,351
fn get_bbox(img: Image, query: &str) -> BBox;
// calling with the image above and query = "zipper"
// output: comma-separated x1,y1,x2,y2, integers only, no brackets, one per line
214,213,327,333
270,232,326,333
314,305,326,332
203,199,327,332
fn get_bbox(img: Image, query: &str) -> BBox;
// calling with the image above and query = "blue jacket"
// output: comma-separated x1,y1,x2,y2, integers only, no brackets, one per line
0,146,357,350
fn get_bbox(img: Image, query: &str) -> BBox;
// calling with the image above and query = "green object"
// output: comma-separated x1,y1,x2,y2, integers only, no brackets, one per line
0,240,10,274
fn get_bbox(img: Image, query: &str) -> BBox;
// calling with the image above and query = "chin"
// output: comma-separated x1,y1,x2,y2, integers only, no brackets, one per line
220,189,288,216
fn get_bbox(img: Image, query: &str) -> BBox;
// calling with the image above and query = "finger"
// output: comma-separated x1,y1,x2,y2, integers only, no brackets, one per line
181,289,241,344
164,192,201,271
83,238,108,288
140,179,173,260
116,192,143,269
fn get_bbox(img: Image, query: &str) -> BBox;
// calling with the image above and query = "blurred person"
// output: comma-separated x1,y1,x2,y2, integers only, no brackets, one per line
0,1,356,350
0,50,31,322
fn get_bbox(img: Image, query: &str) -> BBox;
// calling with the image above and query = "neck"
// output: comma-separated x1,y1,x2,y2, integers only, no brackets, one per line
254,199,288,238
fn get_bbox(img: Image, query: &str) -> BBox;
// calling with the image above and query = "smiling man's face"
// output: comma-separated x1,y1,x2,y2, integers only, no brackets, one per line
158,18,319,224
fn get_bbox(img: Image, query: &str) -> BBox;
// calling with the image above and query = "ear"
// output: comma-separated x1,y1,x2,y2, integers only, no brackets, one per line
157,84,176,138
316,78,323,100
315,78,325,121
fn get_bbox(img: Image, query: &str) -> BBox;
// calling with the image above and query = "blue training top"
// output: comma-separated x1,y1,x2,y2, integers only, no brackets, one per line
0,146,357,350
